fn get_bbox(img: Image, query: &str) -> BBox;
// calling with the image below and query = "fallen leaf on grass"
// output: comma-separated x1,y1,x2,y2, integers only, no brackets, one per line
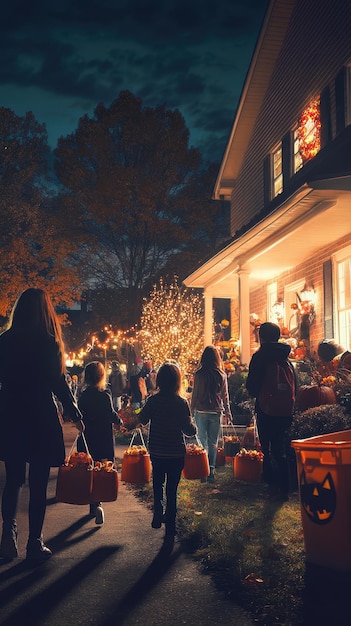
242,572,264,586
194,511,203,515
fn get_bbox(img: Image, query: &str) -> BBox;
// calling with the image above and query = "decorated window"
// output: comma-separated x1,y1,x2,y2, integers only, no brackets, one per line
296,98,321,165
272,143,283,198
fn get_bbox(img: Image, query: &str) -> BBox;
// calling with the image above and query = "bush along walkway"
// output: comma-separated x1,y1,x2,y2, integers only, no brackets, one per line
122,460,351,626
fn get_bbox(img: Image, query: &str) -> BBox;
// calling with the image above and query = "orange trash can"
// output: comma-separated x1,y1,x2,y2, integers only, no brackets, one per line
291,429,351,570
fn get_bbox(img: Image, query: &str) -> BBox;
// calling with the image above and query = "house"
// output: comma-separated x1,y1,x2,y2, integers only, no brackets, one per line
184,0,351,366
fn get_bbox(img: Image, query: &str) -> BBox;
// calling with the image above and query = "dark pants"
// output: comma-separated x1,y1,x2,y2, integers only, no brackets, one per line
150,456,184,532
2,459,51,542
256,414,292,495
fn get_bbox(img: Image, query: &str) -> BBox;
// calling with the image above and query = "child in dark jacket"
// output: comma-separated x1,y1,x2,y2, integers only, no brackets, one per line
78,361,124,524
139,363,197,541
246,322,296,501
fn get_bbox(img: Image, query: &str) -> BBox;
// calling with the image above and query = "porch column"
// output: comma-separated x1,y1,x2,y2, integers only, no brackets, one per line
203,289,213,347
238,270,251,365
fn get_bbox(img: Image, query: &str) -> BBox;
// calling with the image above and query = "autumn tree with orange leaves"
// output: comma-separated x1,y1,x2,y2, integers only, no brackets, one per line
0,108,81,319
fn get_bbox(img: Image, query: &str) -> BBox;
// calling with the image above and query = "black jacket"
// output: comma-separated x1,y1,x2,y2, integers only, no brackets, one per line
78,387,122,461
246,342,296,414
0,328,81,466
139,392,196,458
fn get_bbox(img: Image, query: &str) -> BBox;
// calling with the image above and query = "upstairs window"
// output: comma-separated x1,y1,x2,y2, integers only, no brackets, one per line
272,143,283,198
296,98,321,165
293,127,303,173
265,98,322,205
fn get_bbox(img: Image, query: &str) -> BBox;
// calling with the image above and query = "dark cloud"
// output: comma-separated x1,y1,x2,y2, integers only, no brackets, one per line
0,0,268,161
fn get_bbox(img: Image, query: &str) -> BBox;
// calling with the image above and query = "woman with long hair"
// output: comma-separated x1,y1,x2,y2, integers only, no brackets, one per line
191,345,233,483
139,362,196,541
0,288,83,563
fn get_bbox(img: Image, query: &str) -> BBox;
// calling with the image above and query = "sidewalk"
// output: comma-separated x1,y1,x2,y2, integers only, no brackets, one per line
0,423,254,626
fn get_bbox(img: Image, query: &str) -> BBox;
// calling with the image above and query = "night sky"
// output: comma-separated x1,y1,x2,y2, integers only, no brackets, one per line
0,0,268,162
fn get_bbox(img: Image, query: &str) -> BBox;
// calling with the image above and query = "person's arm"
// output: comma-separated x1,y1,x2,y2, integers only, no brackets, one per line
190,372,199,413
180,399,197,436
101,390,123,427
246,353,262,398
54,374,84,431
138,395,152,425
221,374,233,423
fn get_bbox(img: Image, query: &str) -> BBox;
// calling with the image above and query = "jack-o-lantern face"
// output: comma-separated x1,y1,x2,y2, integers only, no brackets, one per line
300,470,336,525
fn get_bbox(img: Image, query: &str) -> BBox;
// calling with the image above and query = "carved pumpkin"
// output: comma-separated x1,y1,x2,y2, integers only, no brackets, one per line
296,385,336,412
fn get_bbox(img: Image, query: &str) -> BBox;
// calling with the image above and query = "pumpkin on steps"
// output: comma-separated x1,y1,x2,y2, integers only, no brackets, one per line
296,384,336,411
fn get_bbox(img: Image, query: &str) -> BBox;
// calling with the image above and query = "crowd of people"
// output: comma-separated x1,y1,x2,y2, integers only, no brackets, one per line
1,287,349,562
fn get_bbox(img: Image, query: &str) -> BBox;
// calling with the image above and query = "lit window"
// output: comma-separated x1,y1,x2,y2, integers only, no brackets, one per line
293,128,303,173
337,255,351,350
272,143,283,198
296,98,321,165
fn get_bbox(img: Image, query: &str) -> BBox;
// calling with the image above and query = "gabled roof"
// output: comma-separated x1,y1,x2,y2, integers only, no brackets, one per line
213,0,296,200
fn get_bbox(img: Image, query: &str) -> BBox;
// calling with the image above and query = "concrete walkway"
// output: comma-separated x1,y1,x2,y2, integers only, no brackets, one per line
0,423,254,626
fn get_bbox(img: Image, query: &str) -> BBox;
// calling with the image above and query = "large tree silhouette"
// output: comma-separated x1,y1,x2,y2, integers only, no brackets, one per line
54,91,202,324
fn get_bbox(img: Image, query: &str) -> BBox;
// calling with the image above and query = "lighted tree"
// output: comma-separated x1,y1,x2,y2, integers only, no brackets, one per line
140,277,204,375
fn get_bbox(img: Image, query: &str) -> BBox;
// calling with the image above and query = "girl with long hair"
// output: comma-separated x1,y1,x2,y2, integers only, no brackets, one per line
139,362,196,542
191,345,233,483
0,288,83,563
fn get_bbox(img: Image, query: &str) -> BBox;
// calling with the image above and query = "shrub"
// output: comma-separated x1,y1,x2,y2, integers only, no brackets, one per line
227,371,249,404
289,403,351,441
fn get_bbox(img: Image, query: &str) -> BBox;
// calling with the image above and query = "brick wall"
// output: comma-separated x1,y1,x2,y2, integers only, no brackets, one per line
247,233,351,357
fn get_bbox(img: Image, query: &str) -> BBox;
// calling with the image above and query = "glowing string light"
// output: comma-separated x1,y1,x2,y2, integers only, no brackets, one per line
139,276,204,374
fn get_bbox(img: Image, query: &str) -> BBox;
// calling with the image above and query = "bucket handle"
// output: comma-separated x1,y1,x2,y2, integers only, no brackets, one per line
129,428,147,449
221,423,239,439
66,432,94,467
183,433,204,449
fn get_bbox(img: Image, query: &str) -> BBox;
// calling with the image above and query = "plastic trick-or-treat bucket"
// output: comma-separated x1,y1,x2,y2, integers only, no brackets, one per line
292,429,351,570
121,429,151,484
182,445,210,480
233,452,263,483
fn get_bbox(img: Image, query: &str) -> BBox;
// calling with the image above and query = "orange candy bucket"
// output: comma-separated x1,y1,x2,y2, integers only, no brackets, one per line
182,437,210,480
216,446,226,467
233,449,263,483
121,429,151,484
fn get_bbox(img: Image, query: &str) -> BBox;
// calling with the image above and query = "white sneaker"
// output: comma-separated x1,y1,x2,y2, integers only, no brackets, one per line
95,506,105,525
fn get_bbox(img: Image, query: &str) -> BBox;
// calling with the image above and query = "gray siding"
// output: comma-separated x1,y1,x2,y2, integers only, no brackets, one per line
231,0,351,235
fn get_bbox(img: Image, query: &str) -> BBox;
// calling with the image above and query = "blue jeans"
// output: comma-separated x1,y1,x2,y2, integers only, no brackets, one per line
194,410,221,469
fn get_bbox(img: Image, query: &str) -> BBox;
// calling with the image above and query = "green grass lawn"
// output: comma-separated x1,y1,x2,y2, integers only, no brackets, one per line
117,455,351,625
